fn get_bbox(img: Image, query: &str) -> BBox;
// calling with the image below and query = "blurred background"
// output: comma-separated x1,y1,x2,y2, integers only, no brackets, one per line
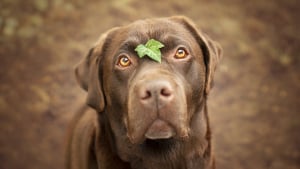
0,0,299,168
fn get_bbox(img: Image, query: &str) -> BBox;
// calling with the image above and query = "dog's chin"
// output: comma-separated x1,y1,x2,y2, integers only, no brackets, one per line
140,119,177,153
141,138,177,155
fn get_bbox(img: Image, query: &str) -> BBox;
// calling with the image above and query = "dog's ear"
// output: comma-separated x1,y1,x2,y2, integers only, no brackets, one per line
75,29,116,112
170,16,222,95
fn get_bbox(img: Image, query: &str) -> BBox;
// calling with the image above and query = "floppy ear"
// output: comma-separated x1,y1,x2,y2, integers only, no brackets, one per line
75,29,115,112
170,16,222,95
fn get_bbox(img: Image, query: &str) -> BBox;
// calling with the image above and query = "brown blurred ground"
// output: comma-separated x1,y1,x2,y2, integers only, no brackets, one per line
0,0,299,169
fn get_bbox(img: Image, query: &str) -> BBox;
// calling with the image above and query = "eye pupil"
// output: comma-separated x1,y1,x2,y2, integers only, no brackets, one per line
178,50,184,55
175,48,188,59
122,57,128,63
119,56,131,67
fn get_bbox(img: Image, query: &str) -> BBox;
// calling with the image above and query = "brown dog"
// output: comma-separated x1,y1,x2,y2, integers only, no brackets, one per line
66,16,222,169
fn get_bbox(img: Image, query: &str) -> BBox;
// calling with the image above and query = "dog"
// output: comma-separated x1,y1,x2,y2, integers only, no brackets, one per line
66,16,222,169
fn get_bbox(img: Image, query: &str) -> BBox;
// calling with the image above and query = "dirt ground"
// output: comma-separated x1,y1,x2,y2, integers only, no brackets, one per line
0,0,299,169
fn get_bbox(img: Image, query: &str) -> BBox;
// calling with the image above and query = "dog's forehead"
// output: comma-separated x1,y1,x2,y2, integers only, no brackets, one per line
128,19,178,36
115,18,195,50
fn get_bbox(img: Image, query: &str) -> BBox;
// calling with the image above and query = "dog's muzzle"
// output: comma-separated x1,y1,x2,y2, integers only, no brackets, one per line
126,69,189,144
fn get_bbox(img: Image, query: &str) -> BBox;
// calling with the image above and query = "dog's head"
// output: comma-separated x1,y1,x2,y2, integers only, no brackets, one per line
75,16,221,160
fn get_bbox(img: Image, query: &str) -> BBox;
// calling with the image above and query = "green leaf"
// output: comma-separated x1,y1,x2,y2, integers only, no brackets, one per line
134,39,164,63
145,39,164,49
135,44,148,58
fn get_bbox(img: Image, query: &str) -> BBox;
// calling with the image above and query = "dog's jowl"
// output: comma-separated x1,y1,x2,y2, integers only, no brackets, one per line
66,16,222,169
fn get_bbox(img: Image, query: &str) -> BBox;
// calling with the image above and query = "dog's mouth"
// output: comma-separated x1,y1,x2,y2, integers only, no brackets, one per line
140,119,177,153
142,138,176,154
144,119,176,140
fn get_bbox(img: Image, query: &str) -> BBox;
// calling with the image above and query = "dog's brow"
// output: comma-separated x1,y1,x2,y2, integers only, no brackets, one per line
161,34,190,51
119,37,141,52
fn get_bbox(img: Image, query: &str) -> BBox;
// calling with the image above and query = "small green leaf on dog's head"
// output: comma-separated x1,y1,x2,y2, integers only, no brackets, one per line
145,39,165,49
134,39,164,63
135,44,148,58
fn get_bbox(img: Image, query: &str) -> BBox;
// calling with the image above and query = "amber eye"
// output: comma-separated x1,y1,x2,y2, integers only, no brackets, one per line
174,48,188,59
118,55,132,67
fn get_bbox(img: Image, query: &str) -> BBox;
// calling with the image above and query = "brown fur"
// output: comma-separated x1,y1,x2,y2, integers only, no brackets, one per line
66,16,222,169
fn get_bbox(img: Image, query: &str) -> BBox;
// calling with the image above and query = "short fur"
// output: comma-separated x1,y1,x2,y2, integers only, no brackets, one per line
66,16,222,169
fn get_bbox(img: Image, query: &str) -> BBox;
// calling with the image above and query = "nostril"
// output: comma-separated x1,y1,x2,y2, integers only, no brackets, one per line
141,90,152,100
160,88,172,97
139,81,173,101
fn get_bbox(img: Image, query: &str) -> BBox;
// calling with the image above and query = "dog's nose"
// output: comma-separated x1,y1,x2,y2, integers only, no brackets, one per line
139,80,174,105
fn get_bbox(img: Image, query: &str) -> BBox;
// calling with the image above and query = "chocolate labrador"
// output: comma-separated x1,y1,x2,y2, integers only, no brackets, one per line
66,16,222,169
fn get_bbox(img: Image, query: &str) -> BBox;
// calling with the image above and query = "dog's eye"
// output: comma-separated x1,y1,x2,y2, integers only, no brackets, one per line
118,55,132,67
174,48,188,59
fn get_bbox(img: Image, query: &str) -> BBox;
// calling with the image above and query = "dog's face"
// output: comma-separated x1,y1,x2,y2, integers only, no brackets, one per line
75,16,221,162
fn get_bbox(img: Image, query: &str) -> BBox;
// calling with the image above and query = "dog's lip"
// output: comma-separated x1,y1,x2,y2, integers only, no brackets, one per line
144,119,176,140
